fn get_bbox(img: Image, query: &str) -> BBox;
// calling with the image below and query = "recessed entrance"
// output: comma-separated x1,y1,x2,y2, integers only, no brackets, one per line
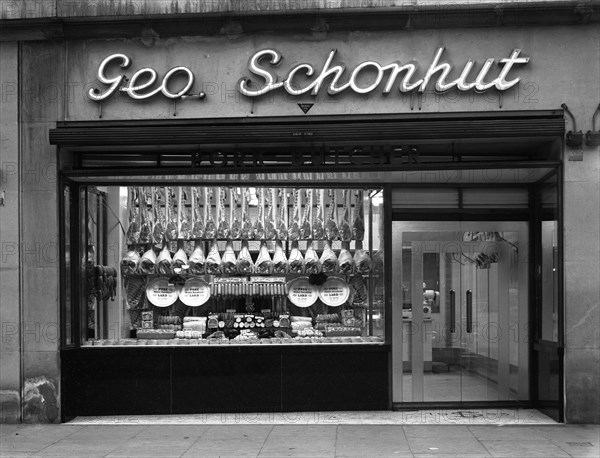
393,222,529,404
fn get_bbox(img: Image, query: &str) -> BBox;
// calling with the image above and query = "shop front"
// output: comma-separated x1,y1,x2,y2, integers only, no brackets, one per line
2,3,598,424
51,33,567,420
53,108,563,419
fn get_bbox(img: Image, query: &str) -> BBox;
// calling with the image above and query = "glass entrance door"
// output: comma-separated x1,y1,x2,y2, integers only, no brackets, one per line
392,222,529,405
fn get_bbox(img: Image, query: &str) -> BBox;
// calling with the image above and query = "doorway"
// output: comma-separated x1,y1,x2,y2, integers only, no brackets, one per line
392,222,530,406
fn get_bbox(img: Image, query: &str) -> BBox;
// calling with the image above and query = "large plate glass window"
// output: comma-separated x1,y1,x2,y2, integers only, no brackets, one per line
77,185,385,346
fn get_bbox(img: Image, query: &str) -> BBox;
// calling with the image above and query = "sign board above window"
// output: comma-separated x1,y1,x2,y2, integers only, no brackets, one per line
87,47,529,102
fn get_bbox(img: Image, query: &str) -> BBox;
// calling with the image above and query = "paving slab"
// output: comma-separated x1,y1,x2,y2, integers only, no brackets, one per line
1,418,598,458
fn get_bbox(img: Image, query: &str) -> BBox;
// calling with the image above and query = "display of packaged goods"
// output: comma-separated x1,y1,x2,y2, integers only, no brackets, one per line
90,185,385,346
206,330,228,341
316,313,340,323
141,311,153,321
157,316,181,325
296,327,324,337
291,321,312,332
233,329,260,341
137,329,176,339
321,325,362,337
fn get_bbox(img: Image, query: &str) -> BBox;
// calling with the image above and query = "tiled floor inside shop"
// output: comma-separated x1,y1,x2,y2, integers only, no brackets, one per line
2,412,599,457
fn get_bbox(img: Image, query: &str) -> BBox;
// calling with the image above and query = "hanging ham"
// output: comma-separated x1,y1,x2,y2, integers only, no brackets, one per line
304,240,321,274
353,241,371,274
339,189,352,242
230,188,242,239
137,248,156,275
265,188,277,240
178,187,192,240
325,189,339,240
299,189,312,239
216,187,230,239
288,188,301,241
125,187,140,244
288,240,304,273
191,187,204,239
352,190,365,241
138,187,152,244
203,188,217,239
205,239,221,274
273,240,289,273
172,245,189,273
313,189,325,240
253,188,266,240
255,241,273,274
156,246,173,276
121,249,140,277
236,239,254,274
240,188,255,240
276,188,288,240
339,241,354,274
188,243,206,275
221,240,237,274
165,187,178,242
320,241,339,273
152,187,165,245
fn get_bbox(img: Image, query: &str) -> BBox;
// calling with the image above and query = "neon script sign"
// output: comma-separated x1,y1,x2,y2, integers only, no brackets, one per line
88,47,529,101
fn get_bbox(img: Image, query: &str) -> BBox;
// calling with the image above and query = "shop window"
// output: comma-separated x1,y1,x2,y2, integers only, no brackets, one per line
77,185,385,346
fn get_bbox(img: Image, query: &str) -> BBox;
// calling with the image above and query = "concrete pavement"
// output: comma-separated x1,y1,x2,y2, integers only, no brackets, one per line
1,422,599,457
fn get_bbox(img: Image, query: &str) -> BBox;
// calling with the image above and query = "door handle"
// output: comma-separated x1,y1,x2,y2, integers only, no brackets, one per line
449,290,456,333
466,289,473,333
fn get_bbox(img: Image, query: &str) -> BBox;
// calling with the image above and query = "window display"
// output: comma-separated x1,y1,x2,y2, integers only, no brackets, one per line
80,185,385,347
